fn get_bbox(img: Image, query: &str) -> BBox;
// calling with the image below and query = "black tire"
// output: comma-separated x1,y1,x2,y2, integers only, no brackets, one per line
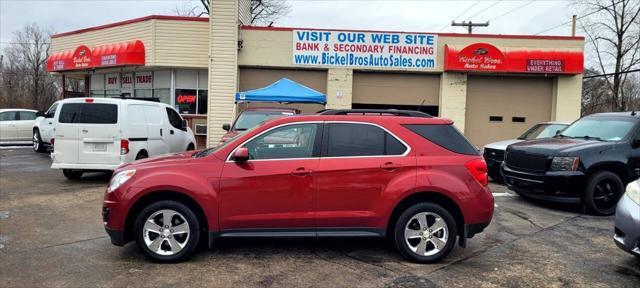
186,143,195,151
133,200,200,263
394,202,457,263
62,169,83,180
135,151,148,160
584,171,624,216
33,129,46,153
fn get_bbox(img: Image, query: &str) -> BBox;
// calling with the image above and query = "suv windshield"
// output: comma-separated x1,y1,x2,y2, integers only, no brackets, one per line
518,124,568,140
233,111,292,131
558,117,636,141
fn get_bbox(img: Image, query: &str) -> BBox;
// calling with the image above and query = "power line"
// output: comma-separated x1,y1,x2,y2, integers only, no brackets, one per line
488,0,536,22
439,0,482,31
466,0,504,21
533,0,624,35
583,69,640,79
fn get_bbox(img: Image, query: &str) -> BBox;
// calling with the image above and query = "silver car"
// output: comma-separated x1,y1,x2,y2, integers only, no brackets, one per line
614,179,640,257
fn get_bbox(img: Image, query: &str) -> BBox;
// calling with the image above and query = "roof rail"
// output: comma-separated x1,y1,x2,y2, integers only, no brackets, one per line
111,96,161,102
319,109,432,118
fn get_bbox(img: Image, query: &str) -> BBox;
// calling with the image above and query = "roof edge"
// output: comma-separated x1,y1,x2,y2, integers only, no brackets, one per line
241,25,585,41
51,15,208,39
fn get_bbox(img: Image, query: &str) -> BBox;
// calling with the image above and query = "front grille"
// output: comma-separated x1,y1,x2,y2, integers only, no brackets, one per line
505,151,549,172
483,148,505,162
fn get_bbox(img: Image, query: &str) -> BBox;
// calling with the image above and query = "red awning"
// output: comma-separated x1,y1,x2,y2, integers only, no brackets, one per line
47,40,145,72
444,43,583,74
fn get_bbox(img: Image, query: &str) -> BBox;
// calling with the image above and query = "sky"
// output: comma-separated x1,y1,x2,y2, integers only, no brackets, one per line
1,0,579,48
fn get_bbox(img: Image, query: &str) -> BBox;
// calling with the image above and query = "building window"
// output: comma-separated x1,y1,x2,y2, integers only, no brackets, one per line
154,88,171,105
198,89,208,114
512,117,526,123
175,89,197,114
489,116,503,122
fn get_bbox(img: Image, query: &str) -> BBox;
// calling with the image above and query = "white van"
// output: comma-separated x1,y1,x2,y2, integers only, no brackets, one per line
49,98,196,179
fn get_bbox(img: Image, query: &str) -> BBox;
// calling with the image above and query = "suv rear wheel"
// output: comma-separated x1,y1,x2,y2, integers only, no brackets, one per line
133,200,200,262
584,171,623,216
394,203,457,263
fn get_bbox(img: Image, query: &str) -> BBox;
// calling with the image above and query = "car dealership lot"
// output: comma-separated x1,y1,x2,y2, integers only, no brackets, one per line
0,148,638,287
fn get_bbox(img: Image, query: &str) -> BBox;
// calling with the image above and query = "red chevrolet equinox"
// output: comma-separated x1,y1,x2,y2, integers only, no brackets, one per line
103,109,494,263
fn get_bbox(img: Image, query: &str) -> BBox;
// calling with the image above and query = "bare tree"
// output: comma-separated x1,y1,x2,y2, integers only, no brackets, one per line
177,0,290,25
0,24,59,110
579,0,640,111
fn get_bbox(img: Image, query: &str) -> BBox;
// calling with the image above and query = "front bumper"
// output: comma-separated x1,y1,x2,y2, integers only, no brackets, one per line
105,227,126,246
614,194,640,256
502,164,586,204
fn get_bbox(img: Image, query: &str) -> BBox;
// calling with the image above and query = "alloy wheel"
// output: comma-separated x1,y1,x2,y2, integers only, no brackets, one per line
33,133,39,151
404,212,449,256
142,209,190,256
592,179,621,211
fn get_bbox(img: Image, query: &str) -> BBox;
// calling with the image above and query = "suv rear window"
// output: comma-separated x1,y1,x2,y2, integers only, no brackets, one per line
404,124,478,155
59,103,118,124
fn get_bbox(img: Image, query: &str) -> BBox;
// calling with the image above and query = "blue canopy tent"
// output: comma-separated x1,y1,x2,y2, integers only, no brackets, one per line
235,78,326,104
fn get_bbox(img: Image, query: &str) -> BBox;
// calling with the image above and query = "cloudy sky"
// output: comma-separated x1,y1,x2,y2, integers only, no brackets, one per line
1,0,577,47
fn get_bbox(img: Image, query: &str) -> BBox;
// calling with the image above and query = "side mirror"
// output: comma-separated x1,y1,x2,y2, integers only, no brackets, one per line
232,147,249,162
633,138,640,149
222,123,231,131
181,119,188,130
555,130,561,136
36,111,45,117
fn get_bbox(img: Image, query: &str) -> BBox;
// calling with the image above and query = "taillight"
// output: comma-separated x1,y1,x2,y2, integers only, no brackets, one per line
51,138,55,148
120,139,129,155
465,158,488,187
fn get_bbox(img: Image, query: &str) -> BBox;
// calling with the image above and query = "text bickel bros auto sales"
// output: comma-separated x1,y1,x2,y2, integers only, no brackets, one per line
293,30,438,69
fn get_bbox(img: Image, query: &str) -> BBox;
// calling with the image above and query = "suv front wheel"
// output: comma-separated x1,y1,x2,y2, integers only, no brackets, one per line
584,171,623,216
394,203,457,263
133,200,200,262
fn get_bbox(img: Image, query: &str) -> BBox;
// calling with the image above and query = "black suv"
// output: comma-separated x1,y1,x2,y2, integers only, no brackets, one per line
502,112,640,215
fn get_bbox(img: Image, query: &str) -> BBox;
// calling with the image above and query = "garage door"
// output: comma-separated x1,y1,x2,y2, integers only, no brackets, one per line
465,75,553,148
239,68,327,114
352,72,440,107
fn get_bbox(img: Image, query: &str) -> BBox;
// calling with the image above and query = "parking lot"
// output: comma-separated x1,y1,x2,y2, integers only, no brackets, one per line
0,147,638,287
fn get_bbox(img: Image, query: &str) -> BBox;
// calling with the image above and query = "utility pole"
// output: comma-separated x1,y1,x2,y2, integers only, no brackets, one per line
571,15,577,36
451,21,489,34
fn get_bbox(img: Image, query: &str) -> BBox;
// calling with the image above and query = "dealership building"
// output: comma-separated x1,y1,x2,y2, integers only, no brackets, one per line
47,0,585,148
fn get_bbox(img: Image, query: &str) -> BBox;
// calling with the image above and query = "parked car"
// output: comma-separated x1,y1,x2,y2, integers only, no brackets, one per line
0,109,38,143
50,98,196,180
33,102,59,152
103,109,494,263
614,179,640,257
502,112,640,215
483,122,569,181
220,107,299,142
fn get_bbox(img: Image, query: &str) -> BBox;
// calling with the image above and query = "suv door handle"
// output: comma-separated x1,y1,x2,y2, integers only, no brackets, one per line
381,162,402,171
160,128,163,136
291,167,312,176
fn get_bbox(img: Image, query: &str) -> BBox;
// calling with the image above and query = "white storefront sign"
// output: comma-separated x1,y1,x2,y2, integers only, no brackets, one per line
134,71,153,89
121,73,134,90
105,73,119,90
292,30,437,70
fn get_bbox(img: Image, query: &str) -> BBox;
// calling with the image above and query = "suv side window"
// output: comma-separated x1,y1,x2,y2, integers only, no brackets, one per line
324,123,407,157
404,124,478,155
243,123,318,160
46,103,58,118
166,108,184,130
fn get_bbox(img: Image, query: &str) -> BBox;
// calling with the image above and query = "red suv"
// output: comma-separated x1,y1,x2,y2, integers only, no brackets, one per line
103,109,494,263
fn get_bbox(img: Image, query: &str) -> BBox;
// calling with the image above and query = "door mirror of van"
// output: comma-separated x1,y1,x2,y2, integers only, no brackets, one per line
232,147,249,162
36,111,45,118
222,123,231,131
632,138,640,149
181,119,188,130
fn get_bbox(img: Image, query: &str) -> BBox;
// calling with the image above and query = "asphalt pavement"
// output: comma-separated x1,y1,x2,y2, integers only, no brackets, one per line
0,147,638,287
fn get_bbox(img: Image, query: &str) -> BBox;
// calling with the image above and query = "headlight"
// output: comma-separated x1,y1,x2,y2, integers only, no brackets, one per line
550,157,580,171
108,169,136,192
625,181,640,205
